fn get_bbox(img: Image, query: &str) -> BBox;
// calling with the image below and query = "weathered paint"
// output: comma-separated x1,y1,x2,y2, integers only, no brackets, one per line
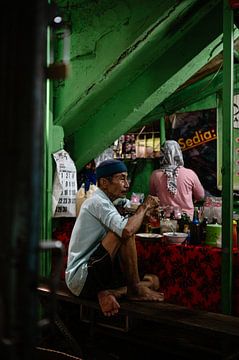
54,0,178,120
53,0,227,170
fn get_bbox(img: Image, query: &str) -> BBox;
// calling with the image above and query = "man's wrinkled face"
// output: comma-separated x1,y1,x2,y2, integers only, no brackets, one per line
102,172,129,201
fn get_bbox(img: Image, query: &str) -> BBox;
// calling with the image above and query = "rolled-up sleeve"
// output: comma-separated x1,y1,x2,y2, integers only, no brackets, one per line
88,197,128,237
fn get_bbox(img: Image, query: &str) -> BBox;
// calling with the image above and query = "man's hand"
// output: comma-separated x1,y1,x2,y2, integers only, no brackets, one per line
143,195,160,211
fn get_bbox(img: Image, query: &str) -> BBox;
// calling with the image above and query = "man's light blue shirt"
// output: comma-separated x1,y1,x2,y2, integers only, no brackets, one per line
65,188,128,296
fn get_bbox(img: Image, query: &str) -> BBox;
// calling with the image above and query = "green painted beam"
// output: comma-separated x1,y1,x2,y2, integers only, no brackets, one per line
137,61,239,127
221,0,234,315
66,1,225,169
136,73,222,127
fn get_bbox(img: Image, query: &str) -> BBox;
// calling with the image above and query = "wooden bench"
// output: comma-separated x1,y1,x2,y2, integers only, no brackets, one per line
37,279,239,359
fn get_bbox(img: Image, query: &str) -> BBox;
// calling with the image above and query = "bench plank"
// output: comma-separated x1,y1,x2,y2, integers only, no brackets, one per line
37,280,239,338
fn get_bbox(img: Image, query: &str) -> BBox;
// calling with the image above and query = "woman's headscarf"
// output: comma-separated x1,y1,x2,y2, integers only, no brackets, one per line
159,140,184,196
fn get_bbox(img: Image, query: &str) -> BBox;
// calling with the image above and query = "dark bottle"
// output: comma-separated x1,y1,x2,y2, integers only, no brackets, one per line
200,217,208,244
212,217,218,224
189,207,201,245
178,212,189,233
170,211,175,220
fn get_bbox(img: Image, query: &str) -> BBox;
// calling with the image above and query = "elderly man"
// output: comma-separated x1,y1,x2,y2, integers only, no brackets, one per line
66,159,163,317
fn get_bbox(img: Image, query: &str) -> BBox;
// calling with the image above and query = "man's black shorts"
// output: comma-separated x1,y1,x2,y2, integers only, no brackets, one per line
79,243,125,299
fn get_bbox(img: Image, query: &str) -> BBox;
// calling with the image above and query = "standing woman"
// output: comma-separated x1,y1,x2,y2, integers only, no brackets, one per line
149,140,205,220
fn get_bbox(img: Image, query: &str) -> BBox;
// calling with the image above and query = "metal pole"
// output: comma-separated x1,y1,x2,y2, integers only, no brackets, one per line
0,1,48,358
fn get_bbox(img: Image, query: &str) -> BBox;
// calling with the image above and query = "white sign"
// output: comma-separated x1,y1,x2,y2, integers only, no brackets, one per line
52,149,77,217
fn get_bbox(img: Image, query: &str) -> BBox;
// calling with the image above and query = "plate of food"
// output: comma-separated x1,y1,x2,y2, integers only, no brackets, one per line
136,233,163,241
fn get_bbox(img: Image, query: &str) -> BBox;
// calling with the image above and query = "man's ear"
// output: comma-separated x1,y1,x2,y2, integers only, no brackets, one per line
99,178,108,189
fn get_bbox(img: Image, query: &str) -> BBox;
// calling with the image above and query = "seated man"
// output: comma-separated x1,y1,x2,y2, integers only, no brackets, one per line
65,159,164,317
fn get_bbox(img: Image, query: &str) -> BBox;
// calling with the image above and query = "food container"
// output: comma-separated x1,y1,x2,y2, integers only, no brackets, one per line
163,232,188,244
160,219,178,234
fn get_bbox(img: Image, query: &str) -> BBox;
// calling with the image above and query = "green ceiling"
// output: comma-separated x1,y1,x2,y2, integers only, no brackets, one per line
53,0,238,170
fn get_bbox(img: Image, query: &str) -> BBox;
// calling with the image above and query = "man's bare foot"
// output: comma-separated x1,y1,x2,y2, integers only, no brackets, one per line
98,290,121,317
141,274,160,290
127,284,164,302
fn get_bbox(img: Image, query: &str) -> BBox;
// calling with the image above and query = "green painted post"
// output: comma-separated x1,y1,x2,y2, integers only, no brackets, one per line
221,0,234,314
40,27,53,278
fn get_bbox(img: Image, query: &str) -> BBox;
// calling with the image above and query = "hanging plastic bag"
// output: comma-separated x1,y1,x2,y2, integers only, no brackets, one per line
52,149,77,217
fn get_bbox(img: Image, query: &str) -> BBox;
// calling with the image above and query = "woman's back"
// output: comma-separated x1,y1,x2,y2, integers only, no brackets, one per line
150,166,204,219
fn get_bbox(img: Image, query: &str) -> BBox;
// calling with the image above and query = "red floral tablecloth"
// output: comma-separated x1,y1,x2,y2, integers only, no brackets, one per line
136,238,239,315
52,219,239,315
52,218,75,280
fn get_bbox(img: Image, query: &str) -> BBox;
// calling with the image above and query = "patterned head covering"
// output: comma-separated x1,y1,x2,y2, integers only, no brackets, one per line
159,140,184,196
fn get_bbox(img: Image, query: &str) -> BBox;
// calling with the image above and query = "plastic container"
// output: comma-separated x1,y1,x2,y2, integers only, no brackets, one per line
205,223,222,247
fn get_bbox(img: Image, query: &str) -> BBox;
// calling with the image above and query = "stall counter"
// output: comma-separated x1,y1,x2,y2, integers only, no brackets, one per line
136,237,239,315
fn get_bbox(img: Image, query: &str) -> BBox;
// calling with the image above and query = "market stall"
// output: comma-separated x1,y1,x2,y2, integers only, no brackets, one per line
52,218,239,316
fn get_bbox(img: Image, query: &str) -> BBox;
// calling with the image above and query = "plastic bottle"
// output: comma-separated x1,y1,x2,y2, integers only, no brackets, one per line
189,207,201,245
76,183,86,217
237,219,239,247
233,220,238,248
